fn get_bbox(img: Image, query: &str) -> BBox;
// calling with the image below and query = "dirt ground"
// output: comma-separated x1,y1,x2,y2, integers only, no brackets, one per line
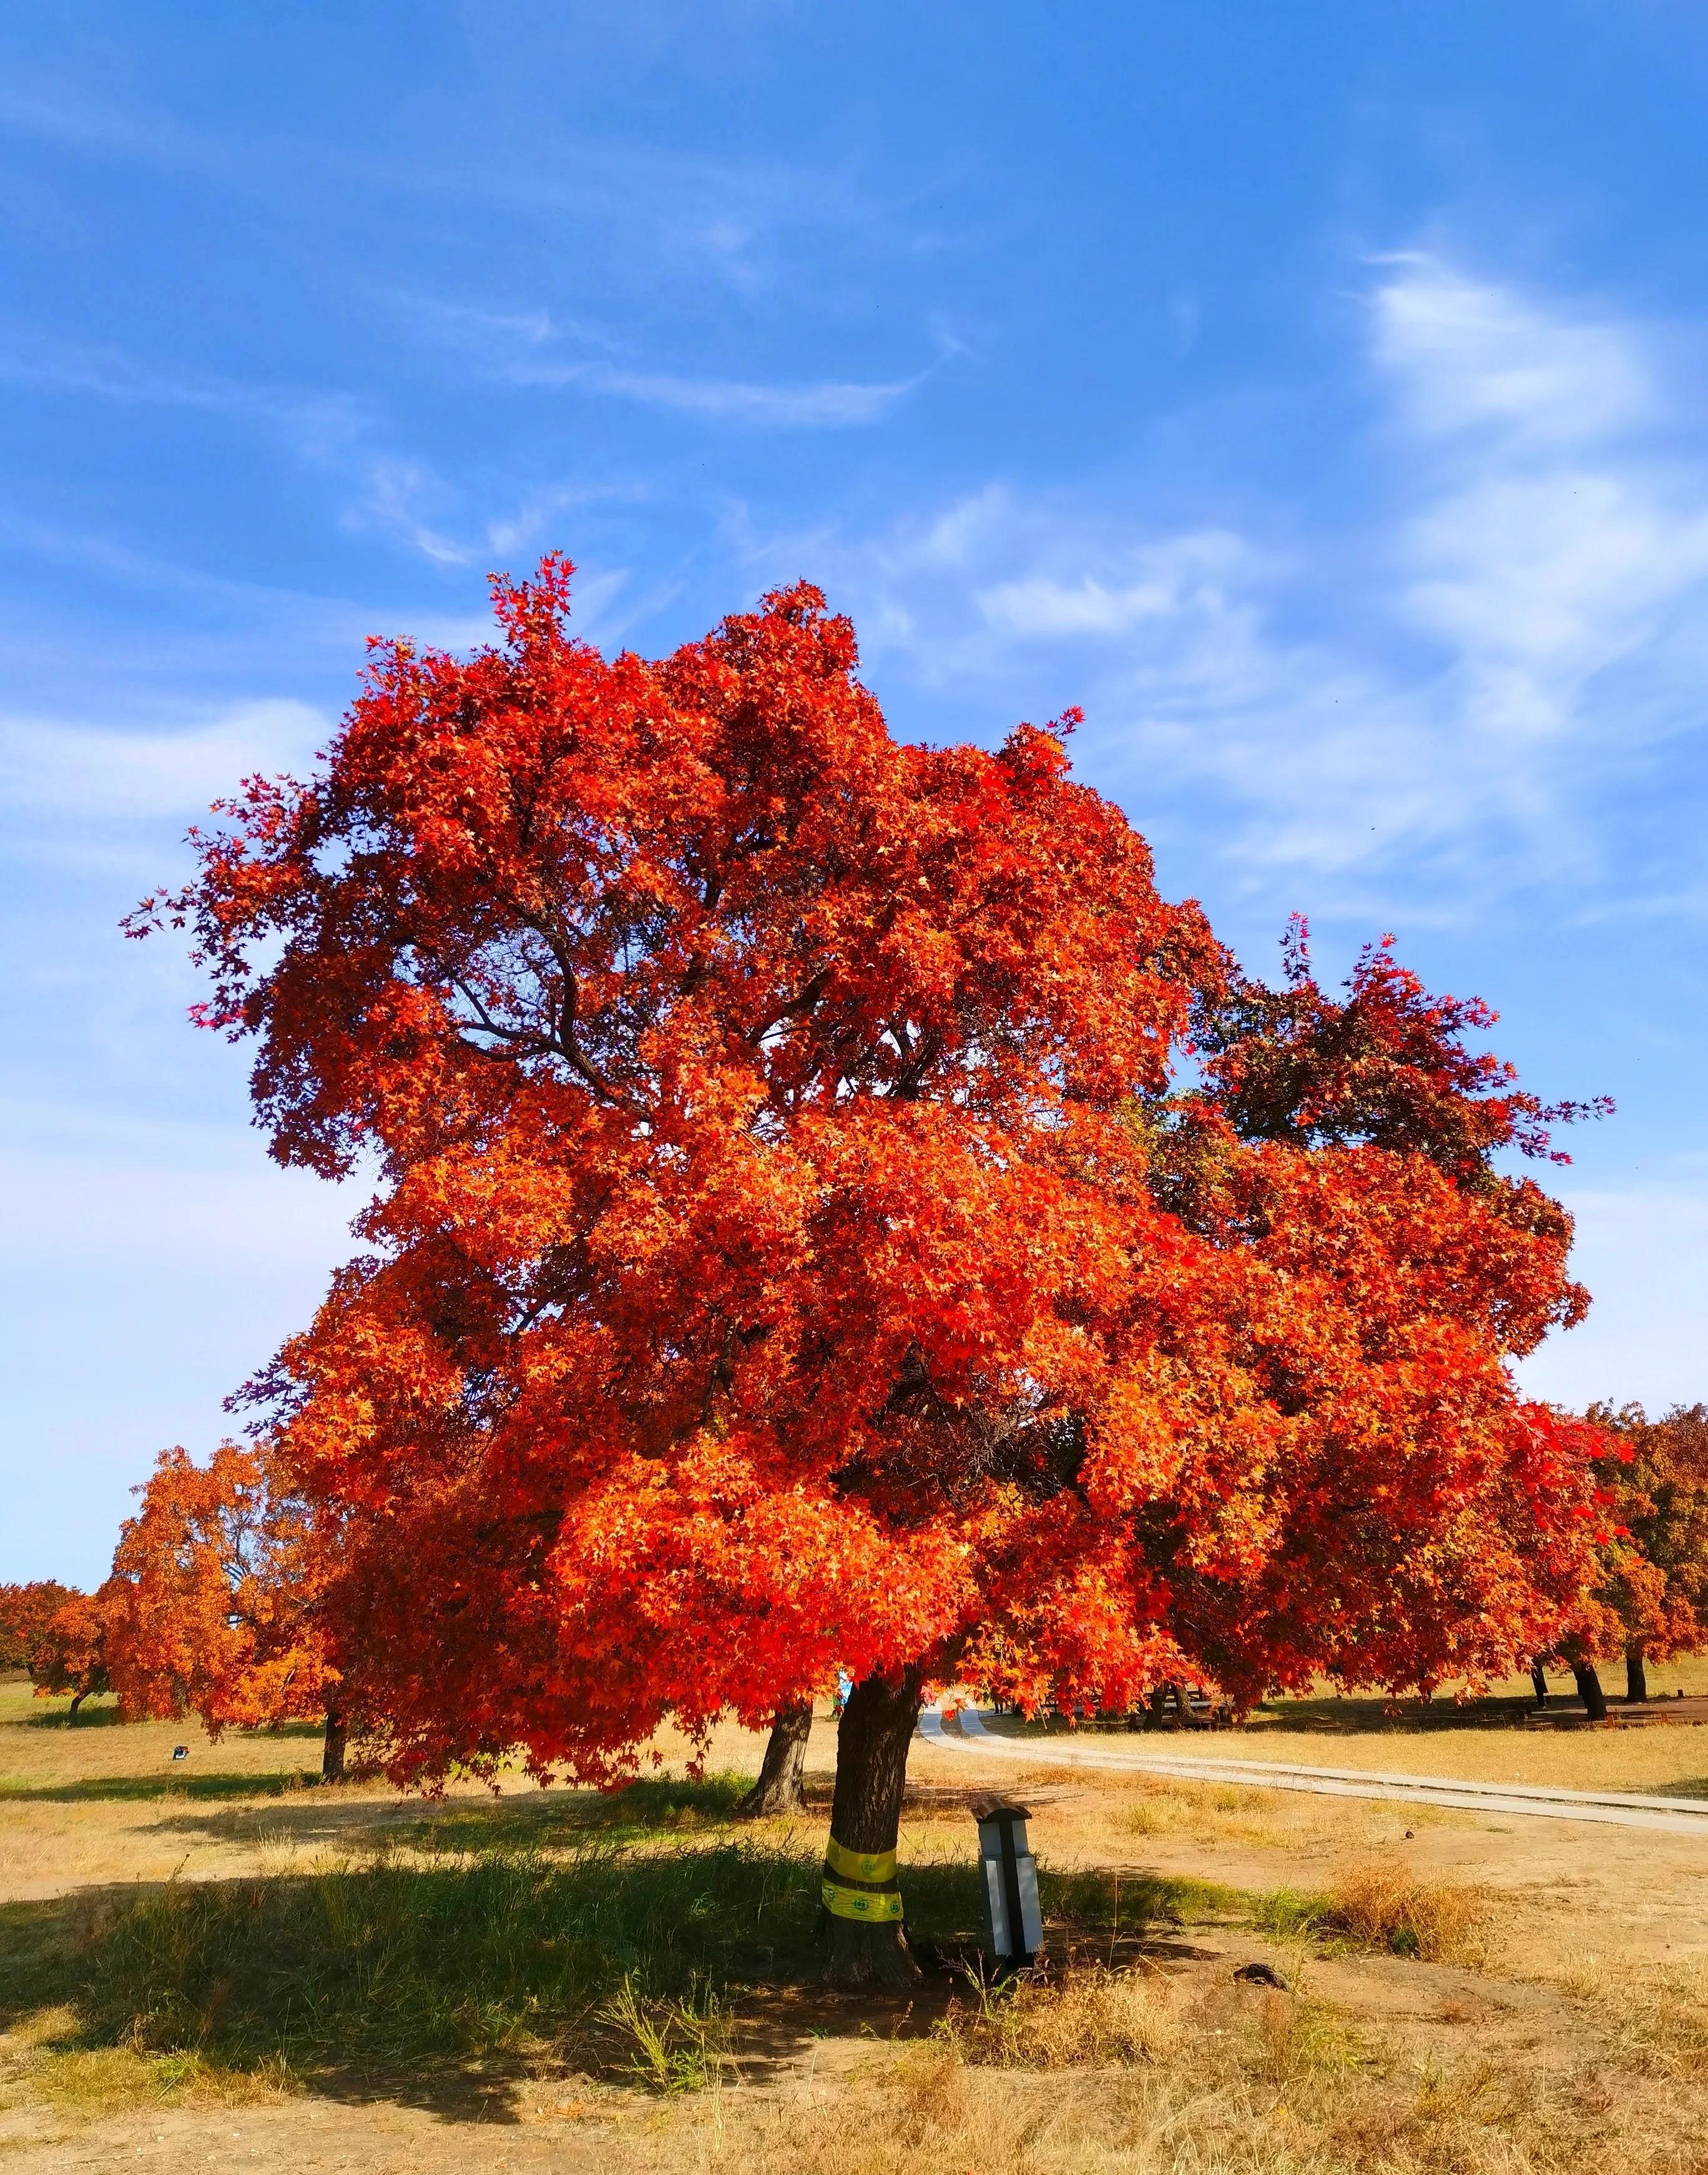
6,1673,1708,2172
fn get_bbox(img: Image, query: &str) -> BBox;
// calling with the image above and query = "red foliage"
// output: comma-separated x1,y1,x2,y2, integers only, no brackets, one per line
1584,1404,1708,1664
1193,914,1611,1179
130,562,1608,1784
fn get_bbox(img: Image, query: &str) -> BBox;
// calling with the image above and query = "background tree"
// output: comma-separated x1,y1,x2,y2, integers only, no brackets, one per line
0,1581,76,1673
133,561,1609,1981
1127,918,1614,1711
102,1443,348,1779
734,1703,817,1819
26,1588,113,1717
1586,1403,1708,1702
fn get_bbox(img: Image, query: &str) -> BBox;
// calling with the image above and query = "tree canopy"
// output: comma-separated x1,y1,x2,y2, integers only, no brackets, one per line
130,561,1609,1794
102,1442,340,1742
1585,1403,1708,1684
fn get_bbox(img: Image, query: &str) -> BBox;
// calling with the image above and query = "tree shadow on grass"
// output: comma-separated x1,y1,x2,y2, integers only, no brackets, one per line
0,1847,1228,2125
0,1771,320,1805
16,1699,130,1730
141,1771,1059,1861
140,1771,760,1855
1254,1694,1544,1734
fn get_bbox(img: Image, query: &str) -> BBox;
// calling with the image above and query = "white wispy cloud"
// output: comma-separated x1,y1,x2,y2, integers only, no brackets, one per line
0,325,489,567
391,280,930,429
1369,253,1654,446
1375,263,1708,752
0,700,326,824
0,324,365,458
344,456,473,567
748,253,1708,903
514,356,923,428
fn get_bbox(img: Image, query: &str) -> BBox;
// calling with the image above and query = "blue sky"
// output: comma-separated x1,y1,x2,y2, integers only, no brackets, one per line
4,2,1707,1584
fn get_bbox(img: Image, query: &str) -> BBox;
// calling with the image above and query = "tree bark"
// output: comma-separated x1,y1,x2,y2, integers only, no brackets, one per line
812,1666,923,1986
1570,1659,1608,1722
67,1691,86,1721
735,1701,813,1818
321,1707,348,1782
1530,1659,1549,1708
1625,1644,1649,1705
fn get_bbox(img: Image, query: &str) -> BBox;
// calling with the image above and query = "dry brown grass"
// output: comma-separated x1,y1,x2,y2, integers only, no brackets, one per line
1321,1862,1490,1964
1122,1778,1291,1846
944,1964,1189,2068
1535,1950,1708,2082
707,1961,1708,2175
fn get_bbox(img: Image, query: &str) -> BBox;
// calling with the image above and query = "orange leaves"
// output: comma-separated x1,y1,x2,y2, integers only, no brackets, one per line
1083,1380,1186,1516
0,1582,79,1672
103,1443,338,1734
24,1588,112,1707
1584,1403,1708,1662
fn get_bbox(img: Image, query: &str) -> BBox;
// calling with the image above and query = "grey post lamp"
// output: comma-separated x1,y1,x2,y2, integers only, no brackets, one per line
973,1795,1043,1971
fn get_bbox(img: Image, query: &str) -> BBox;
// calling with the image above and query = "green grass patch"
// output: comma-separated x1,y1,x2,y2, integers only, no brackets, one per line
0,1771,320,1805
1250,1885,1337,1942
0,1832,1236,2104
72,1844,819,2078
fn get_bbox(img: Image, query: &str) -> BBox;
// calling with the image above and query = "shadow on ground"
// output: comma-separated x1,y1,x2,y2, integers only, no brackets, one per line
0,1770,320,1805
17,1701,132,1731
0,1837,1231,2125
41,1771,1022,1858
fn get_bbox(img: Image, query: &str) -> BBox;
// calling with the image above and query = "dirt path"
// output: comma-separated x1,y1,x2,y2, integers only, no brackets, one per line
923,1704,1708,1833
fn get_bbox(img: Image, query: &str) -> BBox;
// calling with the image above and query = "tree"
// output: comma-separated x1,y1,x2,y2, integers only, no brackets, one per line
27,1589,113,1717
102,1443,348,1779
735,1703,817,1819
1586,1403,1708,1702
1134,919,1614,1711
132,561,1609,1982
0,1582,76,1673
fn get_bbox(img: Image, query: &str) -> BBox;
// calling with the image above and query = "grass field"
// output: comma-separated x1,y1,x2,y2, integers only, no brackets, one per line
6,1673,1708,2173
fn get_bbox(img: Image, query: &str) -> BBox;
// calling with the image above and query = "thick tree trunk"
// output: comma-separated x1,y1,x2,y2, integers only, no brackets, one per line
735,1701,813,1818
1570,1659,1608,1722
67,1691,86,1721
1626,1644,1649,1705
812,1666,923,1987
321,1708,348,1782
1531,1659,1549,1708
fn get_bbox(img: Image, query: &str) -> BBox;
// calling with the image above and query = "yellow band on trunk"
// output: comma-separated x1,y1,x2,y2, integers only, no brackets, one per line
822,1878,904,1923
824,1836,898,1885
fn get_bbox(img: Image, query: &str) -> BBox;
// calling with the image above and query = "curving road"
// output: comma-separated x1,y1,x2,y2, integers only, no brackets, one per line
918,1703,1708,1835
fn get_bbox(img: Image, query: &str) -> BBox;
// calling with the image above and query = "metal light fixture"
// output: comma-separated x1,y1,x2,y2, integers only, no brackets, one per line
974,1795,1043,1970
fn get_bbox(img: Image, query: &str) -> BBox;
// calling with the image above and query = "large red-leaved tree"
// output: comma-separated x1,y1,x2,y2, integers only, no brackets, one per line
132,561,1607,1981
